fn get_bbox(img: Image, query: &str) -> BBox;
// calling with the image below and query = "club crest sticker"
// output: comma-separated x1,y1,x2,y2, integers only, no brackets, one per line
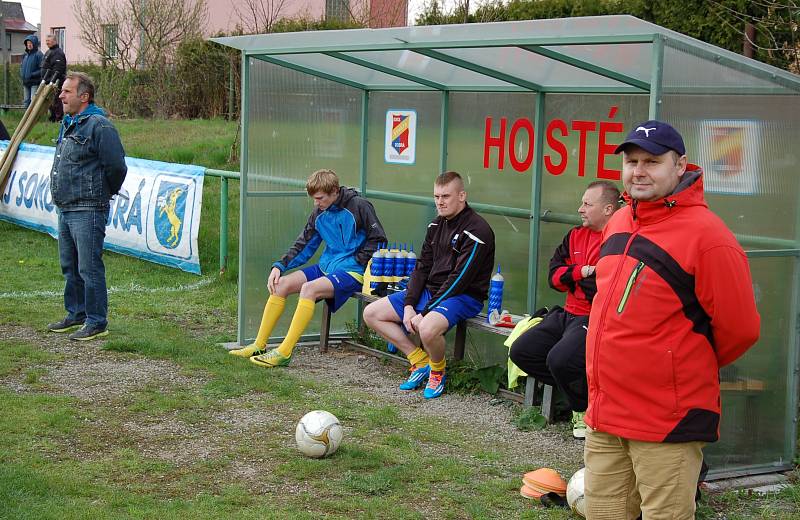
385,109,416,165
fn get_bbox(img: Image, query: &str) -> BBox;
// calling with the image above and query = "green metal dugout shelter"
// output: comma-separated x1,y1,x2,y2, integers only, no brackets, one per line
214,15,800,479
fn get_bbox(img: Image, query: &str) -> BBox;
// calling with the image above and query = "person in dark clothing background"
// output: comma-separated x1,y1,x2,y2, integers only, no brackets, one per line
20,35,43,108
41,34,67,122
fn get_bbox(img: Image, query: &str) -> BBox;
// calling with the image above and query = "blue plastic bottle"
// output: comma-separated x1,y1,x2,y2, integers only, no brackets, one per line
395,244,408,278
387,342,398,354
371,243,385,285
385,242,396,279
487,265,504,322
405,245,417,276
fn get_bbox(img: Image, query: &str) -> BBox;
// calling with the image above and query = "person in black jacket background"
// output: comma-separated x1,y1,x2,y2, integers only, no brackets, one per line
20,35,43,108
364,171,496,399
41,34,67,122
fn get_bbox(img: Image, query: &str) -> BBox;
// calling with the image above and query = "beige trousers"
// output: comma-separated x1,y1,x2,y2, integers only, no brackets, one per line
584,426,704,520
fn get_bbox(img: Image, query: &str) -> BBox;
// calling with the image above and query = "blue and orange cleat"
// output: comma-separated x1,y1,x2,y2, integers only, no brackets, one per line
423,370,446,399
399,364,430,391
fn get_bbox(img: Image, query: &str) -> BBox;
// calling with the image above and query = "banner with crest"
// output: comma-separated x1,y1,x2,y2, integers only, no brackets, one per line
0,142,204,274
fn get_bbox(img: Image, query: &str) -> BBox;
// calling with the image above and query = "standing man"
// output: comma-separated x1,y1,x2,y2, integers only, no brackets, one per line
229,169,387,368
41,34,67,122
47,72,127,340
363,171,495,399
509,180,620,439
584,120,760,519
20,35,43,108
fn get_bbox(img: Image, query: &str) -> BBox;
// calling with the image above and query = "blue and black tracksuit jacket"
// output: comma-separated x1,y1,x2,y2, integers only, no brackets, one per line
405,204,495,313
273,187,387,278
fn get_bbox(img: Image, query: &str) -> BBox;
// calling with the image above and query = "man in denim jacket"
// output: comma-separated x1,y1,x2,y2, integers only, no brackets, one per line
47,71,127,341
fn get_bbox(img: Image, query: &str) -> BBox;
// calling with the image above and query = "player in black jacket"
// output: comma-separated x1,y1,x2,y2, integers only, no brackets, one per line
363,171,495,399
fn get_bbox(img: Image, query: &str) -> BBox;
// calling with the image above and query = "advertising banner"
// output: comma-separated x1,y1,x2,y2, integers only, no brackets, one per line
0,142,205,274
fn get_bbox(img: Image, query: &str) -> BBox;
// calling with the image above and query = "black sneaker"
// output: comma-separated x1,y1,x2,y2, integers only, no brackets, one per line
47,317,85,333
68,324,109,341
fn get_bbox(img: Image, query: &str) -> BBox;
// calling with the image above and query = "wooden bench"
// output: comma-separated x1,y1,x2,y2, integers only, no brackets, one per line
318,292,555,422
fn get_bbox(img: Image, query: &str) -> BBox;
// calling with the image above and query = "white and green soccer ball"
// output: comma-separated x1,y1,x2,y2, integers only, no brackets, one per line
566,468,586,517
295,410,343,458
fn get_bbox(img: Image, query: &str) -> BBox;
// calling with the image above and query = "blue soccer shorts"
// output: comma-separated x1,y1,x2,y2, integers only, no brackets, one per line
388,288,483,330
301,264,362,313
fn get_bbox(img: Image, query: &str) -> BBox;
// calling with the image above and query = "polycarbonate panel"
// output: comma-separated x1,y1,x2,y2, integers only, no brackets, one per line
431,47,636,89
659,95,800,247
247,59,363,192
365,91,442,196
272,53,432,89
344,50,523,89
539,43,652,83
446,92,536,210
241,194,317,341
214,16,661,53
662,44,793,94
703,256,797,475
240,194,361,343
659,64,799,476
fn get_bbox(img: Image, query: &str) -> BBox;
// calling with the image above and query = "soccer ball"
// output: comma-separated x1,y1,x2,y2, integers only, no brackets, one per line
566,468,586,517
295,410,343,458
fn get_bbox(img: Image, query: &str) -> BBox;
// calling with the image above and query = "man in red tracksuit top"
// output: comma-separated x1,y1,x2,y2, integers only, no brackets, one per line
584,120,760,519
509,180,620,439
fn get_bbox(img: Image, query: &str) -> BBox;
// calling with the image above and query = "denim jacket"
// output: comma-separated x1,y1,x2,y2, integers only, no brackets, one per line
50,104,127,211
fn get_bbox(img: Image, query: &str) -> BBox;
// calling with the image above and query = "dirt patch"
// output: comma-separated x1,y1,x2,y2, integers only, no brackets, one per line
0,324,583,481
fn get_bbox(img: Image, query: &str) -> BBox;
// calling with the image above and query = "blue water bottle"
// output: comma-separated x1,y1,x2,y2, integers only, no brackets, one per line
395,244,408,278
371,244,385,285
487,265,504,323
405,244,417,276
385,243,396,279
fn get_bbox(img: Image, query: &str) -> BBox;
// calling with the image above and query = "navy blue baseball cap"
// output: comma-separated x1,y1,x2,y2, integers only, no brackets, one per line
614,120,686,156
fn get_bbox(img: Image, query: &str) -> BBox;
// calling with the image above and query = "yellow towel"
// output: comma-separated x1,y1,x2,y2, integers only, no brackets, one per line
505,316,544,389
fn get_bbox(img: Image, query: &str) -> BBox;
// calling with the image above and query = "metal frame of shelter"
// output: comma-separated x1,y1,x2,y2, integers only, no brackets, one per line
214,15,800,480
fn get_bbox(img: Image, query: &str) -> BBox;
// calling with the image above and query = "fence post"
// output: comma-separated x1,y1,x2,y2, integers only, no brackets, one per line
220,176,228,274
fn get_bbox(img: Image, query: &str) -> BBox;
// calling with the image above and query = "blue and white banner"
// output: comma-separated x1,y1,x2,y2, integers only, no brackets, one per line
0,142,205,274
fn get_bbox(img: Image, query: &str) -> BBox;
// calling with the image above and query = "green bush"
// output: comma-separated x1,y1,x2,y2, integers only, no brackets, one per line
0,64,25,106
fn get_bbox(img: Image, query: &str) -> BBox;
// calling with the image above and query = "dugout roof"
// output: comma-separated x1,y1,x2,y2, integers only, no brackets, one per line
214,15,800,95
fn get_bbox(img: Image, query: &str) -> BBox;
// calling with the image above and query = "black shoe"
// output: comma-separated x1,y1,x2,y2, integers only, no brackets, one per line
68,324,109,341
47,317,85,333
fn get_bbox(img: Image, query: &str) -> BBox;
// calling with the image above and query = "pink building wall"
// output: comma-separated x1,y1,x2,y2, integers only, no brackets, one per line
40,0,382,64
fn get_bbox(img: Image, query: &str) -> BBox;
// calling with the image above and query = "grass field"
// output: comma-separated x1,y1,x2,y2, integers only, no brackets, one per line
0,110,798,518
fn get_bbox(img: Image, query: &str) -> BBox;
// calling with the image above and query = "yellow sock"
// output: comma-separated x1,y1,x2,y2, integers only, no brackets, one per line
407,347,430,369
429,358,446,373
276,298,316,357
255,295,286,347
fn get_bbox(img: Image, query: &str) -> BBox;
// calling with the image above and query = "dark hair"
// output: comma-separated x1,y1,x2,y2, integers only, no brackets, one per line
435,171,464,189
587,180,622,208
65,71,95,103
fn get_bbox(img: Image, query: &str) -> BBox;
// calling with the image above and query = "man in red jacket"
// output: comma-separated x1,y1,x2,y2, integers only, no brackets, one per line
583,120,760,519
509,180,620,439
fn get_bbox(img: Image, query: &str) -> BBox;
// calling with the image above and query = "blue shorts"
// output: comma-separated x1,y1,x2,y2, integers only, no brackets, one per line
301,264,362,313
388,289,483,330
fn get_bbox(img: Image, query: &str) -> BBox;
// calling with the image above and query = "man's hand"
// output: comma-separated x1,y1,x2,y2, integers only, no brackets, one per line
403,305,418,333
267,267,281,294
581,265,596,278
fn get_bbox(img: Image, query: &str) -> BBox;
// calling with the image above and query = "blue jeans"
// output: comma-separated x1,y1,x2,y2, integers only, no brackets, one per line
23,84,39,108
57,208,109,328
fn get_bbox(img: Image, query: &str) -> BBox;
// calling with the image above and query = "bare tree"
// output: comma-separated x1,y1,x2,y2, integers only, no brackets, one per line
345,0,407,28
73,0,140,70
73,0,208,70
234,0,290,33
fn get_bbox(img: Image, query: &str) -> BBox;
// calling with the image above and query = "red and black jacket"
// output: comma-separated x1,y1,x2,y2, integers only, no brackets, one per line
405,204,495,312
549,226,603,316
586,167,760,443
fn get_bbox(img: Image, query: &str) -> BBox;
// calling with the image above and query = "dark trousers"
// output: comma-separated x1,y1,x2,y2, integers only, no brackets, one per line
509,307,588,412
58,208,109,328
49,92,63,122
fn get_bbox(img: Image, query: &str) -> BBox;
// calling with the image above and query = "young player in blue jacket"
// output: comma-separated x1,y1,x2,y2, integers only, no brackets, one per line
230,169,387,367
